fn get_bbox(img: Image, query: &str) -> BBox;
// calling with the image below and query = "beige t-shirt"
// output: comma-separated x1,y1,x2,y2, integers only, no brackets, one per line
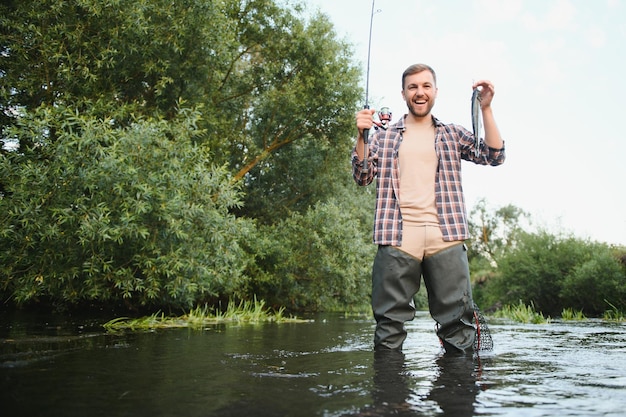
398,125,439,226
397,125,459,259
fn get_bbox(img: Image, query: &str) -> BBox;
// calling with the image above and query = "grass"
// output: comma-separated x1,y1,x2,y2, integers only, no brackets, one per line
492,301,550,324
103,298,308,331
560,308,586,321
491,300,625,323
603,300,625,322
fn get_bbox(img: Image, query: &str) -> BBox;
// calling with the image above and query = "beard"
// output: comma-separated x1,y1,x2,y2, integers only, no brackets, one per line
406,98,435,118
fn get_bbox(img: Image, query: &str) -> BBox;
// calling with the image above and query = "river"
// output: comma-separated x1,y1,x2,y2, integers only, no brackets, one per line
1,311,625,416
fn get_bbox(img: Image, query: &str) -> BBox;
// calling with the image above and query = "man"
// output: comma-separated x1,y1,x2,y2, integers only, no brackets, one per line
352,63,505,353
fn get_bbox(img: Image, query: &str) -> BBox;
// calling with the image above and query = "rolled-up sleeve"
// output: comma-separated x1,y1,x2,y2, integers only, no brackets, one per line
351,142,376,186
485,145,505,166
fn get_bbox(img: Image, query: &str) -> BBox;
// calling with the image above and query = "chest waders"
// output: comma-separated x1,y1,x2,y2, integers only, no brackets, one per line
371,243,476,353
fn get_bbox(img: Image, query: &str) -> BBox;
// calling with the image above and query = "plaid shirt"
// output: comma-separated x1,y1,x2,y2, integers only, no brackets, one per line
352,115,505,245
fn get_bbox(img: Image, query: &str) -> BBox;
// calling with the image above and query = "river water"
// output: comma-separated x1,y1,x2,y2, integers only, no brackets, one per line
1,311,625,417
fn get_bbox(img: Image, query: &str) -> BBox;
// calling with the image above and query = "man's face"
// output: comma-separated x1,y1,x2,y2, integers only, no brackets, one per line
401,71,438,118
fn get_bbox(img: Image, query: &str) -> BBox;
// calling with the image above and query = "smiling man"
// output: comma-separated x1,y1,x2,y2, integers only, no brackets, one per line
352,63,505,354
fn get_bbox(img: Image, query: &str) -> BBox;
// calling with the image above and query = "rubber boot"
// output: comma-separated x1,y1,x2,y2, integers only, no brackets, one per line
422,243,476,354
371,246,422,350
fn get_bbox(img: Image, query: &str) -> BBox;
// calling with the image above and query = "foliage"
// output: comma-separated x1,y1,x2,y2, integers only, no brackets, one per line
468,200,528,310
1,0,225,135
475,230,626,317
0,0,362,220
0,105,254,309
1,0,367,312
224,7,362,222
560,251,626,315
247,195,375,312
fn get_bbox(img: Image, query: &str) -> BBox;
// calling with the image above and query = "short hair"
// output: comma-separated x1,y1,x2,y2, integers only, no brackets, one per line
402,64,437,89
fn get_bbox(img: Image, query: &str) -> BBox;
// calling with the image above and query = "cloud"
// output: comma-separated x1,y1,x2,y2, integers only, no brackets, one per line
530,36,566,56
474,0,523,21
607,0,621,8
522,0,577,32
584,25,607,48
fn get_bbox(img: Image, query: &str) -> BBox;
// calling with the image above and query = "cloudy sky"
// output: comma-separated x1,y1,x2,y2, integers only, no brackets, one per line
305,0,626,246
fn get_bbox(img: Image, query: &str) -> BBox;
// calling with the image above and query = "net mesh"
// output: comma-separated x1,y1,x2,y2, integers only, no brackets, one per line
473,303,493,352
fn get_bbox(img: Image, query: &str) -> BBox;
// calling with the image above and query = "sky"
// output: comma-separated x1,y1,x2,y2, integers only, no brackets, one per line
304,0,626,246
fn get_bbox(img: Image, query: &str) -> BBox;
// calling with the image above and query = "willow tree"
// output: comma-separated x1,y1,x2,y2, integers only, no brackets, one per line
1,0,362,221
209,2,362,222
0,0,368,309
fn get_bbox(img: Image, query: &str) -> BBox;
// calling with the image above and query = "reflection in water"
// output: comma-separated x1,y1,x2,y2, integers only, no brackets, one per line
346,350,481,416
427,354,480,417
372,349,412,413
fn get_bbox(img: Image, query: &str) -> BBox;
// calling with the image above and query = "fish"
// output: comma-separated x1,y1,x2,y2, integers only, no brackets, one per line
471,88,482,158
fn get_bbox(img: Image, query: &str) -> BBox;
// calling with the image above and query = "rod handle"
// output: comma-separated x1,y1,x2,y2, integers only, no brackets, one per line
362,105,370,173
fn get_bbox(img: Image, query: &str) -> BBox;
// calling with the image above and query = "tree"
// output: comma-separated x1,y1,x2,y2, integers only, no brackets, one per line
1,0,362,222
467,198,529,268
219,6,361,222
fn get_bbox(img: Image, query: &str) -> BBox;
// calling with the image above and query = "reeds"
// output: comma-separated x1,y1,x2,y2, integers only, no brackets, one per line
492,300,625,323
603,300,625,322
103,298,307,331
560,308,586,321
492,301,550,324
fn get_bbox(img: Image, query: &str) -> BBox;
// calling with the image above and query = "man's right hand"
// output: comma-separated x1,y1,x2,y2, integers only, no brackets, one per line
356,108,376,139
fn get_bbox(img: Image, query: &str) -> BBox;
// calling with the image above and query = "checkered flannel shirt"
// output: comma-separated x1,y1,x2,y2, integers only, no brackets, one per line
351,115,505,245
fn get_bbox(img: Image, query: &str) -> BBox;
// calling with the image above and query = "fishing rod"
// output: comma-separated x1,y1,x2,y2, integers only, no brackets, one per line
361,0,377,174
361,1,390,173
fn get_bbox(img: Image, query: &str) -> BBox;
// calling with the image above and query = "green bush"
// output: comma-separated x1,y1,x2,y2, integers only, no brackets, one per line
247,198,375,312
474,230,626,317
560,252,626,315
0,106,254,309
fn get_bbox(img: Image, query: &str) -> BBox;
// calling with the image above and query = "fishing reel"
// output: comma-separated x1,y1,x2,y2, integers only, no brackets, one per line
373,106,392,130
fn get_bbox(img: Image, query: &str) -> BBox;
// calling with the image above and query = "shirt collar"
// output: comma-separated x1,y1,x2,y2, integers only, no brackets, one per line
394,114,443,131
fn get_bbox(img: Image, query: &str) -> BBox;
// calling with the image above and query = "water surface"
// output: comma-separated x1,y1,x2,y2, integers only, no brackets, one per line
1,311,624,416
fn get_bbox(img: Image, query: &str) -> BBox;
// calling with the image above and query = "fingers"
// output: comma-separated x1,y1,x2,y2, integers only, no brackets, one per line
356,108,376,133
473,80,495,107
472,80,495,95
